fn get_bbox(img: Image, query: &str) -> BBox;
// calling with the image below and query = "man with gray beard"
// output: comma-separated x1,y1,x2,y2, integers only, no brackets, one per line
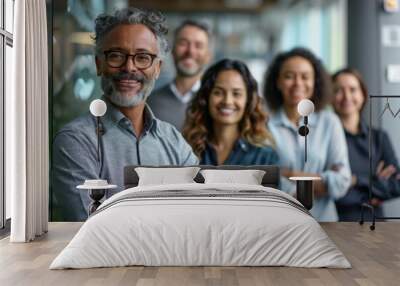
52,8,198,221
147,20,213,130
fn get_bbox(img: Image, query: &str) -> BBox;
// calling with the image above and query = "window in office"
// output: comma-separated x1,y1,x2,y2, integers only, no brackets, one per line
0,37,3,229
279,0,346,72
0,8,3,229
0,0,14,229
5,43,12,220
5,0,14,33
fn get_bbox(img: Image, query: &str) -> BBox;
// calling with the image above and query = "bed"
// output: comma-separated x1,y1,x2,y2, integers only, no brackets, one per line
50,165,350,269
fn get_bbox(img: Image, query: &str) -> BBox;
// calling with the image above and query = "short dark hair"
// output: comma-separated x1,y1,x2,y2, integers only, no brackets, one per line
263,47,332,112
332,67,369,112
174,19,212,41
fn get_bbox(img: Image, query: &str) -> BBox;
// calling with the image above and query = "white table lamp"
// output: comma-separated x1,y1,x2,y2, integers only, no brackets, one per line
89,99,107,162
297,99,314,162
76,99,109,216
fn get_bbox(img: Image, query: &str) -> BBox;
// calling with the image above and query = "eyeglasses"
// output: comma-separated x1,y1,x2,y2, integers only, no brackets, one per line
103,50,158,69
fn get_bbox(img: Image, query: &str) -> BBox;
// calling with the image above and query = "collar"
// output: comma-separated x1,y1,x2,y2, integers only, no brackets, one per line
270,108,318,130
143,104,157,132
235,138,249,152
207,138,249,153
103,97,156,133
169,80,200,104
345,120,368,138
359,120,368,137
104,98,125,124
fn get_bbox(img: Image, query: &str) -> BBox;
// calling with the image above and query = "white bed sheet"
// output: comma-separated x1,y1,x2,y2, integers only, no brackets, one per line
50,183,351,269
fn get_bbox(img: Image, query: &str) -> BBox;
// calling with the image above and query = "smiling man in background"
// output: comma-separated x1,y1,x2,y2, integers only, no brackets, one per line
147,20,213,130
52,8,198,221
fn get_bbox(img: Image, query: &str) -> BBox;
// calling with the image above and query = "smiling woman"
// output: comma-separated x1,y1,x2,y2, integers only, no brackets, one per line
264,47,351,222
208,69,247,127
183,58,278,166
332,68,400,221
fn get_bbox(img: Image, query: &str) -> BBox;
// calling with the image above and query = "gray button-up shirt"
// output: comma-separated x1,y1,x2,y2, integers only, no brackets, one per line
52,101,198,221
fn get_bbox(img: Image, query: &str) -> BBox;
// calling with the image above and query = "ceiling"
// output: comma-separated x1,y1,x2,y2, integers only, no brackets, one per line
126,0,279,13
53,0,280,14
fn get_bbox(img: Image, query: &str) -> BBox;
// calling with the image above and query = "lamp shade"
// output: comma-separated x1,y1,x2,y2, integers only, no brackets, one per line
89,99,107,117
297,99,314,116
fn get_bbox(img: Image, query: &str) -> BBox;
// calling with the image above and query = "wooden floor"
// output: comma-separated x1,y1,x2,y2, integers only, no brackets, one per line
0,222,399,286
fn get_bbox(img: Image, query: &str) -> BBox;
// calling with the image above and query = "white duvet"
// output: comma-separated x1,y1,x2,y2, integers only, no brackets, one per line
50,183,351,269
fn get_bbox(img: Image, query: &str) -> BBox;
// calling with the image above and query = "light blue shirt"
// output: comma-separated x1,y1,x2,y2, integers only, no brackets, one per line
269,108,351,221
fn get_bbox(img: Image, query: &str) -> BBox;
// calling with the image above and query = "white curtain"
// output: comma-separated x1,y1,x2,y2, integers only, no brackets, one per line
7,0,49,242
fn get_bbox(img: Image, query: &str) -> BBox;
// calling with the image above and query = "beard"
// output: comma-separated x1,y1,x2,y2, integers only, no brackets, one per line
101,72,156,108
175,57,205,77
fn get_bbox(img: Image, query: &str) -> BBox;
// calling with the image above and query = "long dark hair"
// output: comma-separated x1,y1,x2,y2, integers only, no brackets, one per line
183,58,274,157
263,47,332,112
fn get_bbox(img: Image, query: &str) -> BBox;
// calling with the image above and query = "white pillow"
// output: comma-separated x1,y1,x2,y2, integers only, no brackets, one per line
135,167,201,186
200,169,266,185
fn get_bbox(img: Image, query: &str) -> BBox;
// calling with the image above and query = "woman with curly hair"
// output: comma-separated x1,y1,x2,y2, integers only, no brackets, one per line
183,59,278,166
264,47,351,221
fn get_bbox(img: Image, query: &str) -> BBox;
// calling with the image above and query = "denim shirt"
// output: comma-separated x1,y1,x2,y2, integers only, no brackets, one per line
268,108,351,221
52,100,198,221
200,139,279,166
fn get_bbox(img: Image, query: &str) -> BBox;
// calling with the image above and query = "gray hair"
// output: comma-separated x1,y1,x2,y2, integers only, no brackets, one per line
93,8,169,59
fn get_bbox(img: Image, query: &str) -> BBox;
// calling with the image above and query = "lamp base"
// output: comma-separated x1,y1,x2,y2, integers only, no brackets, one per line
88,189,106,215
296,180,314,210
289,177,321,210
